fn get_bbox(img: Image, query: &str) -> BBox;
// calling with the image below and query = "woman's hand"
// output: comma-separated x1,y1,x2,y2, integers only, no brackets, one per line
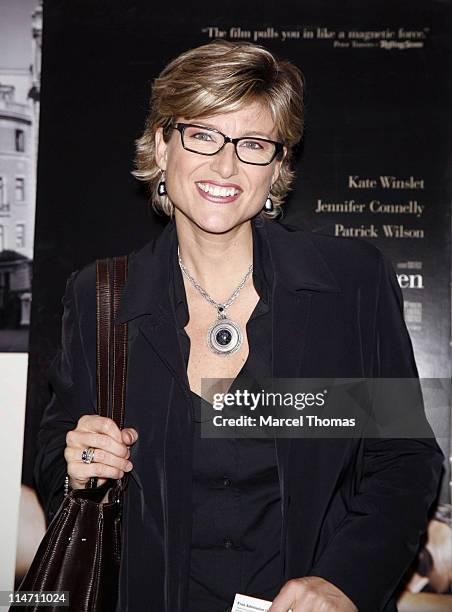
269,576,358,612
65,415,138,489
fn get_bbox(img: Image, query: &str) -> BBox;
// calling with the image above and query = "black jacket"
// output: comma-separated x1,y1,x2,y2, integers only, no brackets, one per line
34,215,444,612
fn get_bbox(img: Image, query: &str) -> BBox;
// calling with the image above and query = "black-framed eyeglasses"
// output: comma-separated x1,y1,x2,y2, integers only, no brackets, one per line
171,122,284,166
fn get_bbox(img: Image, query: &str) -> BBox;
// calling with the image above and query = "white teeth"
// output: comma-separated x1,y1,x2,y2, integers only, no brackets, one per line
197,183,240,197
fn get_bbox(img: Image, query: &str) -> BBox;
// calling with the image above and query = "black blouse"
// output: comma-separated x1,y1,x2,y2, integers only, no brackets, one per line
170,218,285,612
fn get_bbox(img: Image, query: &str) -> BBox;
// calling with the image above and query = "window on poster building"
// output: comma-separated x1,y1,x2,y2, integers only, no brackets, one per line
16,224,25,248
0,177,5,205
15,129,25,152
15,177,25,202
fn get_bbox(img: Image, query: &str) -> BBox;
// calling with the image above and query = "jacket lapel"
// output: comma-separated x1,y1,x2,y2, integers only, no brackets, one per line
115,218,191,398
263,217,342,381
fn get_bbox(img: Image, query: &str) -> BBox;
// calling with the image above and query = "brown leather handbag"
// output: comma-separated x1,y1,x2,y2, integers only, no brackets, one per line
18,256,129,612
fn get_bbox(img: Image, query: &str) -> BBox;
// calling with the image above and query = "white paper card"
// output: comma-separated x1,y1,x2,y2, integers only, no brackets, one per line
231,593,272,611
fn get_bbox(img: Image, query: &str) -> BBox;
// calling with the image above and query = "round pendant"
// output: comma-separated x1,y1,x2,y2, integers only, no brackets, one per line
207,318,243,355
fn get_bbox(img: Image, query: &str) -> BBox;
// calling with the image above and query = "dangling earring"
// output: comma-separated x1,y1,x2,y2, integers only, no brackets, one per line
158,170,167,196
264,192,274,213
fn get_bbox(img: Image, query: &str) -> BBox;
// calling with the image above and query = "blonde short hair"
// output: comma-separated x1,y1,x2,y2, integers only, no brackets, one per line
132,40,305,219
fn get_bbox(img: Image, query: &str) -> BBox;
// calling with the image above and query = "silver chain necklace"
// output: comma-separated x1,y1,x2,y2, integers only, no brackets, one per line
177,245,253,356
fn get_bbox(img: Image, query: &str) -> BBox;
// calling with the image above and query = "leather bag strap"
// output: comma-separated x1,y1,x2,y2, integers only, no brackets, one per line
96,256,128,428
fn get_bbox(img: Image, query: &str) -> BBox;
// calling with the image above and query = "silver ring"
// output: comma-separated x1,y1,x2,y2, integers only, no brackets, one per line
81,447,95,464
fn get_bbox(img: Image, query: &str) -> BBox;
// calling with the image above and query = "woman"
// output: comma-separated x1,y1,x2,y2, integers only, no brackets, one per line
398,505,452,610
34,41,443,612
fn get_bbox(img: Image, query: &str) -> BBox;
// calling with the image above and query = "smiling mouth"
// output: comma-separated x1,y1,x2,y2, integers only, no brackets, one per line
196,181,242,199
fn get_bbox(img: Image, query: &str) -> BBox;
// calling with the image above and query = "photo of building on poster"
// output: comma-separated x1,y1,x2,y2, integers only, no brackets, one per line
0,0,41,352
